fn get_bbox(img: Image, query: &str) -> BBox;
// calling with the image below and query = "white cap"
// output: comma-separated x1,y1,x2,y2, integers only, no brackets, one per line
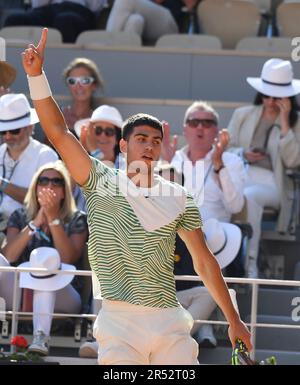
90,105,123,128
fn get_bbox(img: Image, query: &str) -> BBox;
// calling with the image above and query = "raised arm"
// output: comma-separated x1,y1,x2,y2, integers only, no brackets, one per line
178,227,252,351
21,28,92,186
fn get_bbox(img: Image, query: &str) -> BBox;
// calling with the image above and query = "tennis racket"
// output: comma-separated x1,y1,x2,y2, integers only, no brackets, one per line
231,339,277,365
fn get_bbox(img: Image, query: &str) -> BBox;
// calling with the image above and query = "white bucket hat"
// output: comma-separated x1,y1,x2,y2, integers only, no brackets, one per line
19,247,76,292
0,93,39,132
247,58,300,98
74,105,123,138
203,218,242,269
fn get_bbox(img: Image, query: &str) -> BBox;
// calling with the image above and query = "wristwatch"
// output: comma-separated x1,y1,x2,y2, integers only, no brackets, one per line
28,221,38,232
49,218,61,227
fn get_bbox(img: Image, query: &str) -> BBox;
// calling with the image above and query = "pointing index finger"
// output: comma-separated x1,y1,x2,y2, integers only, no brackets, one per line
37,28,48,54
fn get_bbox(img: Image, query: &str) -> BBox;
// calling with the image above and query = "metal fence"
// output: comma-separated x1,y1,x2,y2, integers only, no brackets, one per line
1,265,300,360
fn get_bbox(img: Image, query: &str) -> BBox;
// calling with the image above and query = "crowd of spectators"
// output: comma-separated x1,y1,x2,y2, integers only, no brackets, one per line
1,1,201,43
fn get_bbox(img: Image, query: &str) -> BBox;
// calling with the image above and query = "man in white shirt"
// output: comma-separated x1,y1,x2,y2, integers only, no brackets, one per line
0,93,58,225
163,101,246,223
4,1,106,43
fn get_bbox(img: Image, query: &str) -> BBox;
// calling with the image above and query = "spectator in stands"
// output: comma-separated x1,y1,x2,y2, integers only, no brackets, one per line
227,58,300,278
0,160,88,355
161,102,246,343
75,104,124,168
4,1,107,43
106,0,182,44
162,101,246,224
0,61,17,96
61,58,104,135
70,103,124,215
0,94,58,237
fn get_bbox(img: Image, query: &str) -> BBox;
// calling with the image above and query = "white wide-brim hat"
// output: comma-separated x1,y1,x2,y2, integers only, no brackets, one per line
247,58,300,98
74,104,123,138
19,247,76,292
203,218,242,269
0,93,39,131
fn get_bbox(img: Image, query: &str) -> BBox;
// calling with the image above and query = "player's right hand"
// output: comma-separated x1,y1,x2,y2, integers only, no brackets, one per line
21,27,48,77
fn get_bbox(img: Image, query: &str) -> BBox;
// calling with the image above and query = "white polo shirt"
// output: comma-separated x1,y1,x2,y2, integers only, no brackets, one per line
171,146,246,222
0,138,58,217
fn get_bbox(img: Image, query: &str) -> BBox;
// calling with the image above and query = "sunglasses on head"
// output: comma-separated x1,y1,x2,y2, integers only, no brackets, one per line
66,76,95,86
94,126,116,137
0,128,22,136
37,176,65,187
186,118,217,128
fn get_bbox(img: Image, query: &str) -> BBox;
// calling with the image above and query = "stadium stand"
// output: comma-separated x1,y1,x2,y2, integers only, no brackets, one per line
0,26,63,45
155,33,222,50
5,45,296,102
276,1,300,37
236,36,293,53
196,0,262,49
76,30,142,48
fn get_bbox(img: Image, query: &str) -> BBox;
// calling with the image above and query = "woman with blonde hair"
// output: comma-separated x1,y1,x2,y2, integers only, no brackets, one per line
0,160,88,355
61,57,104,135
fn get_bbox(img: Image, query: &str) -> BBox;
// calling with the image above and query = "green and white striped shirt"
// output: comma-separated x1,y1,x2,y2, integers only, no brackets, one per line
82,158,201,308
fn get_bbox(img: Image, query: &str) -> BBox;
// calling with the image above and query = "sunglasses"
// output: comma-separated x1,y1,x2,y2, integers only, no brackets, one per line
66,76,95,86
0,128,22,136
94,126,116,137
37,176,65,187
186,118,217,128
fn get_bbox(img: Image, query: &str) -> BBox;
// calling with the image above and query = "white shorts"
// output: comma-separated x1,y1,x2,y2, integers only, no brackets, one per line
93,299,199,365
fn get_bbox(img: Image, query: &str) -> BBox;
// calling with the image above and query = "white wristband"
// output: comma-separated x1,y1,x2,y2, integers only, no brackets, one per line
27,71,52,100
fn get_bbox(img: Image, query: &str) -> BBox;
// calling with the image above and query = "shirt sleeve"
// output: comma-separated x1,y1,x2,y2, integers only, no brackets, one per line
7,208,27,230
81,157,113,196
67,211,88,235
218,153,246,214
177,193,202,231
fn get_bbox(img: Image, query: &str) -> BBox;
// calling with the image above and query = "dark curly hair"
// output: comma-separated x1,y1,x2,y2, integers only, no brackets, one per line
122,113,164,140
254,92,300,128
